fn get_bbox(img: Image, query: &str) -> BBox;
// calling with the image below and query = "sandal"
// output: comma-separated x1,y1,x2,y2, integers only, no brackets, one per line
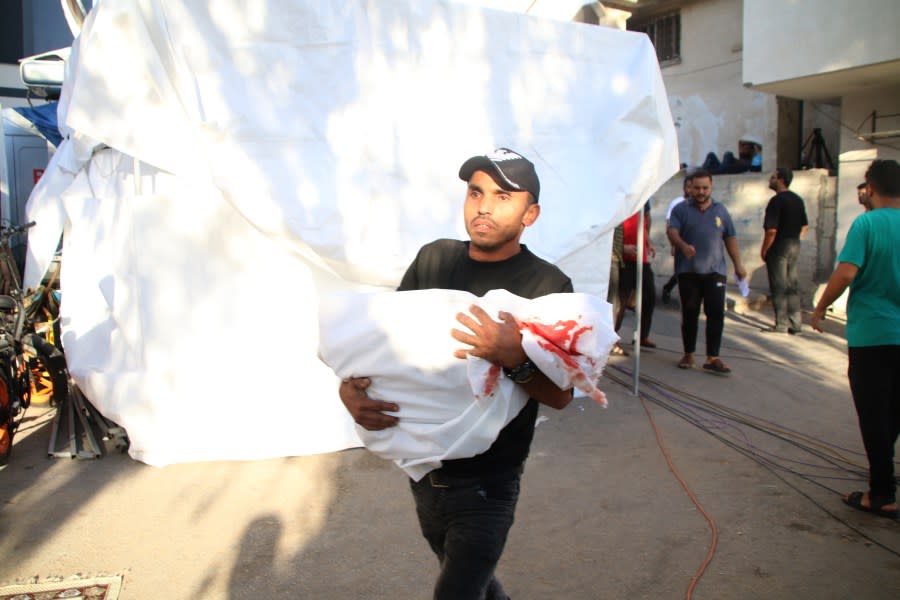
677,354,694,369
843,491,899,520
610,343,628,356
702,358,731,375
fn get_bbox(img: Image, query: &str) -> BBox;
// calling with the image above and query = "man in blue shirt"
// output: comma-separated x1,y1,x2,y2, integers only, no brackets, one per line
812,159,900,520
667,169,747,374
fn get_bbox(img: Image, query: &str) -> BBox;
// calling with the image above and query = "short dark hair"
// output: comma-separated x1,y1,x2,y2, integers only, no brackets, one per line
690,168,712,181
865,159,900,197
857,182,867,190
775,167,793,187
683,173,695,186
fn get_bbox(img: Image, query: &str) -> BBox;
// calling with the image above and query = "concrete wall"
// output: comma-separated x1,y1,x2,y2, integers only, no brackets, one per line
743,0,900,86
646,169,835,308
662,0,778,171
836,84,900,247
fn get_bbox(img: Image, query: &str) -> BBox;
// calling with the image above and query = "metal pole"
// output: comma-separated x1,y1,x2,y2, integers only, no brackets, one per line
134,157,142,195
632,206,645,396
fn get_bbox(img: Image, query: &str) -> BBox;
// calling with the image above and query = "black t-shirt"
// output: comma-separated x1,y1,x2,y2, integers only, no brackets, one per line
397,239,573,477
763,191,808,242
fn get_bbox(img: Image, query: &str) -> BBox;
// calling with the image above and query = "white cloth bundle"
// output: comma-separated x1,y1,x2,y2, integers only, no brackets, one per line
318,288,617,479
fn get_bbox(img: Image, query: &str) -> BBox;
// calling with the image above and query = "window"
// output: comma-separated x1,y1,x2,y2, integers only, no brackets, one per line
629,12,681,66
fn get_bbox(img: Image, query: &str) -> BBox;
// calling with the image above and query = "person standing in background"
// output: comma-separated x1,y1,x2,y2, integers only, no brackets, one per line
608,223,628,355
615,202,657,349
760,167,808,334
667,169,747,375
857,182,872,212
662,173,694,304
811,159,900,520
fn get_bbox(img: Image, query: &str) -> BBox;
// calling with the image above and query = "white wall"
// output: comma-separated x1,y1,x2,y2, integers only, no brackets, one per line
662,0,778,170
647,169,834,307
744,0,900,86
836,84,900,249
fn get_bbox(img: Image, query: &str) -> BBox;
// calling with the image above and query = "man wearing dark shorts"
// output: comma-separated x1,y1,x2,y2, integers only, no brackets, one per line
339,148,573,599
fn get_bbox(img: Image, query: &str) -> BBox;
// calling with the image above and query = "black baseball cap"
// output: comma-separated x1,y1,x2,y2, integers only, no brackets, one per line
458,147,540,202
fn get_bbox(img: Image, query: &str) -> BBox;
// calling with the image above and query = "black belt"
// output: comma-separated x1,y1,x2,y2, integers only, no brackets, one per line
423,465,523,489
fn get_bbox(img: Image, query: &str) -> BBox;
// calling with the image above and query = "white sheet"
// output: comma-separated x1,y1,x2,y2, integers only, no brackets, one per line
23,0,678,465
317,289,616,479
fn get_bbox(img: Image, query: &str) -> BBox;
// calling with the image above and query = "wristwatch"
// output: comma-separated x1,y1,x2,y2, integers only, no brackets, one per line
504,360,537,384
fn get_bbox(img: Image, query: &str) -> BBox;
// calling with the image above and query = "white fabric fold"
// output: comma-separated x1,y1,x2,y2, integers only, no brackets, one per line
317,289,616,479
22,0,677,465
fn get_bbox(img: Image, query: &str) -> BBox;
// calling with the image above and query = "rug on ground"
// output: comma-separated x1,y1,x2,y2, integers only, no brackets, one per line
0,575,122,600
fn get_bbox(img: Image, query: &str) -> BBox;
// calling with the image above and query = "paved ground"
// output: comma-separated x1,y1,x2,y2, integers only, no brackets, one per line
1,288,899,599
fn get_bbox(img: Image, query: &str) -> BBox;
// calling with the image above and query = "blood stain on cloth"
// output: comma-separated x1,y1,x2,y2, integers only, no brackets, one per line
482,363,501,397
519,318,607,407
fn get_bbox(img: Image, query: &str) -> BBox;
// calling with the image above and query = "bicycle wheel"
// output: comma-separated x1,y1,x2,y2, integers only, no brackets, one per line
0,369,11,468
23,333,67,408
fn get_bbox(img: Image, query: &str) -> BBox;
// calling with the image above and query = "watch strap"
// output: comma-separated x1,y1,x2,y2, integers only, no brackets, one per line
503,359,537,384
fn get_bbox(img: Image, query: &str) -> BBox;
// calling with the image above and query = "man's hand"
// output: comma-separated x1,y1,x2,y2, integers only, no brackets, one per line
810,308,826,333
734,265,748,281
451,305,527,368
338,377,399,431
680,243,697,259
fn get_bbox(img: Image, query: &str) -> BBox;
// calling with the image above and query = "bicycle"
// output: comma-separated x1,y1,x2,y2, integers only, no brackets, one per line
0,221,68,468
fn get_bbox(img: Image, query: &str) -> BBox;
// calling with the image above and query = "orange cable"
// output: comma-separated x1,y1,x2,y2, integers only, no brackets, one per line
639,394,719,600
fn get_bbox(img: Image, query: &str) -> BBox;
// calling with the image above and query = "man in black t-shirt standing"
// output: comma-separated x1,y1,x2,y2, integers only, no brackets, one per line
760,167,808,334
339,148,573,600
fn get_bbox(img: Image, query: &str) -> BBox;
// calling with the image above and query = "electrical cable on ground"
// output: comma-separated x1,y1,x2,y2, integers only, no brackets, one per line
636,389,718,600
604,364,900,564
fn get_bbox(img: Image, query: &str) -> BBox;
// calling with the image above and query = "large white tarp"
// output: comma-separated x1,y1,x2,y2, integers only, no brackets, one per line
24,0,678,466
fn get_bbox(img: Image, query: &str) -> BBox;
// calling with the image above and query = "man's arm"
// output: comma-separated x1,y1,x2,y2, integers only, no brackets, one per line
799,224,808,240
811,262,859,332
452,305,572,410
724,236,747,280
760,228,776,261
667,226,696,258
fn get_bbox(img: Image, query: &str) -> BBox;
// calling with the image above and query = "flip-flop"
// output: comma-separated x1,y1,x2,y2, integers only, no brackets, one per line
677,355,693,369
702,358,731,375
843,491,899,520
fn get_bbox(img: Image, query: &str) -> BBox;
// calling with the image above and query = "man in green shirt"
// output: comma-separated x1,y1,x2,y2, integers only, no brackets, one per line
812,159,900,520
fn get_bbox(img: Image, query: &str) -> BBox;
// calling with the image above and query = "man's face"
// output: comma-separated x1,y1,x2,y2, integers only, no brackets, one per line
768,171,780,191
683,179,692,196
464,170,538,259
857,187,868,204
691,176,713,205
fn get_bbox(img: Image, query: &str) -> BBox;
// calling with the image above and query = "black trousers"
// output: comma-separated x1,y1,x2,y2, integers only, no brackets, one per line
848,345,900,503
410,468,520,600
617,262,655,339
677,273,726,357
